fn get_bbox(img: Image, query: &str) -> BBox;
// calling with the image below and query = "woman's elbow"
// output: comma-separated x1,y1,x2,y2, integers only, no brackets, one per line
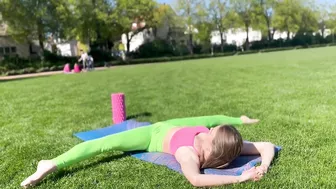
188,175,202,187
262,142,275,151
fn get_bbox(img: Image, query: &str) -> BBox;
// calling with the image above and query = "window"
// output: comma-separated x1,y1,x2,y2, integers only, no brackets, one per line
5,47,10,53
0,46,17,55
11,47,16,53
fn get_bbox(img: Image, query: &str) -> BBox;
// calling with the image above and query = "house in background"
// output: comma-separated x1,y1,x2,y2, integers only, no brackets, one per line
44,35,79,57
211,28,262,46
210,28,296,46
1,21,79,60
0,23,40,59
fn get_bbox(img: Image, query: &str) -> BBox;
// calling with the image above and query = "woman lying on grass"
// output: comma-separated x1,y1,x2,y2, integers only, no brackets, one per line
21,115,276,188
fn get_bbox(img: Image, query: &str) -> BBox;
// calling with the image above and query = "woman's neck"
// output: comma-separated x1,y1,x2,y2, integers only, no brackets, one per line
194,134,206,162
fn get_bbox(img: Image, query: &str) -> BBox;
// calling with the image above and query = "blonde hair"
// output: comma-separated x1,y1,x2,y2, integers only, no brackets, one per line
201,125,243,169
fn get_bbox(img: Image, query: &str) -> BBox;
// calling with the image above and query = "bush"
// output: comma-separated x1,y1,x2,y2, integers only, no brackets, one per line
37,67,50,73
2,40,336,76
7,70,20,76
237,50,259,55
0,55,41,70
50,66,58,71
43,50,77,65
260,47,296,53
0,66,7,75
136,39,175,58
23,67,37,74
173,44,190,56
325,35,336,43
212,44,238,53
89,48,115,63
193,44,203,54
309,44,328,48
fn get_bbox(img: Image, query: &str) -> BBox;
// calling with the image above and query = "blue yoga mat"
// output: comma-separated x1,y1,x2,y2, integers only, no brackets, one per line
74,120,281,175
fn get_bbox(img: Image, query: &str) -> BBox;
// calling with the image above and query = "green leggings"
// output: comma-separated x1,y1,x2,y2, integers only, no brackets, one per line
53,115,243,169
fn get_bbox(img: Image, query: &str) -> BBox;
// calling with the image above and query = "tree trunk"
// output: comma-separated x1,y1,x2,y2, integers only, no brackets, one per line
287,30,290,41
267,21,272,41
92,0,101,44
166,27,171,41
153,27,157,38
189,33,193,55
264,14,272,41
37,20,44,53
126,33,131,54
219,30,224,52
245,24,249,50
272,28,276,39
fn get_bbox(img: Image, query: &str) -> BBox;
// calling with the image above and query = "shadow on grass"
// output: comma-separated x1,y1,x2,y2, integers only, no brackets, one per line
46,153,128,184
126,112,152,120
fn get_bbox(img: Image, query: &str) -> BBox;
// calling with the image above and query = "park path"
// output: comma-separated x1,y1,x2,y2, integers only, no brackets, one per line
0,67,109,81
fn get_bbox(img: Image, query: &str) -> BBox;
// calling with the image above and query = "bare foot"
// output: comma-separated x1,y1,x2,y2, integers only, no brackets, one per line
240,115,259,124
20,160,57,188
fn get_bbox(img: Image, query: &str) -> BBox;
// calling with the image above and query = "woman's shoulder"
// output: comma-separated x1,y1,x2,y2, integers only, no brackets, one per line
175,146,199,162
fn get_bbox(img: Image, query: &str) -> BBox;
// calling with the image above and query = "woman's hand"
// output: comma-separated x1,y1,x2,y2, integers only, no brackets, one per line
256,164,268,175
240,115,260,124
240,167,262,182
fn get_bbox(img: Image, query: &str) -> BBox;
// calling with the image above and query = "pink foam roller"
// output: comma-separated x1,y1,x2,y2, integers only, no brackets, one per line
63,63,70,73
74,64,81,73
111,93,126,124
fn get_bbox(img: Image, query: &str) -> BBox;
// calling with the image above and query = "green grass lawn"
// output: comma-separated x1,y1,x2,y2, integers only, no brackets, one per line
2,47,336,189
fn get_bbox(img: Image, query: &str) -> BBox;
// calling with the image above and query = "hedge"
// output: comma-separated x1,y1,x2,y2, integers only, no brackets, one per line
2,43,336,77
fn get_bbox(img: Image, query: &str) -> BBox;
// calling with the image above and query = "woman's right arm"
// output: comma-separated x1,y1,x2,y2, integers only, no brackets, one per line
175,147,260,187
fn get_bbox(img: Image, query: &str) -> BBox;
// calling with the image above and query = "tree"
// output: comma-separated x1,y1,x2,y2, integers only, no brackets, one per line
209,0,229,52
193,0,212,44
0,0,67,52
151,4,177,38
327,4,336,43
111,0,156,54
273,0,302,40
314,2,332,38
64,0,117,48
297,5,318,34
176,0,201,55
230,0,257,50
254,0,277,41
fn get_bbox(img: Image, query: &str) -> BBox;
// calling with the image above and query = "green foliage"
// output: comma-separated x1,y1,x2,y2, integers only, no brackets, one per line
0,0,70,49
42,51,77,65
89,48,115,63
135,39,174,58
151,3,179,37
273,0,302,36
176,0,203,54
65,0,118,43
229,0,259,49
253,0,277,40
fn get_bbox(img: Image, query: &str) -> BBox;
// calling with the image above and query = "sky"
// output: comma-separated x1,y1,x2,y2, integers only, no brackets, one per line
157,0,174,5
157,0,334,5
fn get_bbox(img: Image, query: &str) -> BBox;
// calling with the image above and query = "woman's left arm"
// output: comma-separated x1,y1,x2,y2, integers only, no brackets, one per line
162,115,259,128
241,141,276,173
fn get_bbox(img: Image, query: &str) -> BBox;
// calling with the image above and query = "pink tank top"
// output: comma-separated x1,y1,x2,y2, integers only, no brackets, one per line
169,126,209,155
